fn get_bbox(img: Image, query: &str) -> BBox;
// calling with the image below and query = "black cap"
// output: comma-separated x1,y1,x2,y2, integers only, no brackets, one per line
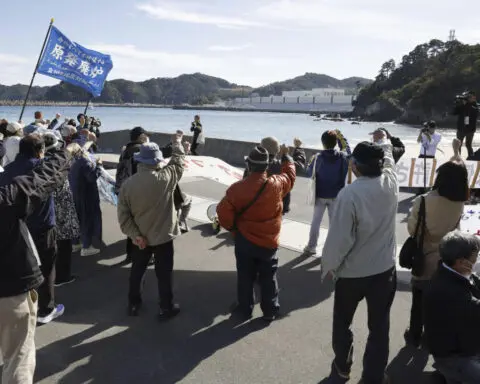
130,126,149,141
352,141,384,165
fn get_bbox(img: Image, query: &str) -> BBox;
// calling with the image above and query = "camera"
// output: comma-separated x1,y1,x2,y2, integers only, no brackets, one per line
88,116,102,128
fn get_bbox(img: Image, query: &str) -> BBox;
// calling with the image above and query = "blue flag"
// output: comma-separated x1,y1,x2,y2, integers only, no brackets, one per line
37,26,113,97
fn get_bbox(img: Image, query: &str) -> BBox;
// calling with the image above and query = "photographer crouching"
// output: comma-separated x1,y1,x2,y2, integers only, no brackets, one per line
453,91,478,158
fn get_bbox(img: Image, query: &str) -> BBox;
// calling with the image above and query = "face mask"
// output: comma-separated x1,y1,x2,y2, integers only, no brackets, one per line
376,138,387,145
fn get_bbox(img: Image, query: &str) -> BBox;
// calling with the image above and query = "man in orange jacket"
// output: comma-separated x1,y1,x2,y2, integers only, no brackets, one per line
217,145,296,321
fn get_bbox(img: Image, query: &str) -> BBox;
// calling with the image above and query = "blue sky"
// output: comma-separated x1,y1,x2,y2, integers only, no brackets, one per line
1,0,479,87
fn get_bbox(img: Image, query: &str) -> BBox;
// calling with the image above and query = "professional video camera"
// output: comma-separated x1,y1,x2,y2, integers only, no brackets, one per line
88,116,102,129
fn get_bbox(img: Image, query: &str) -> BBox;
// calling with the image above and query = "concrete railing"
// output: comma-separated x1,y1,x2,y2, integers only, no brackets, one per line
97,130,321,167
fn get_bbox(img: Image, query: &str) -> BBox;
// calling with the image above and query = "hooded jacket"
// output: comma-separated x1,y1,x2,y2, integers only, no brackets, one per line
0,149,70,298
217,155,296,249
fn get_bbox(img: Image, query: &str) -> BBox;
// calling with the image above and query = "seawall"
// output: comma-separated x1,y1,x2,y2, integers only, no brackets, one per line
97,130,322,167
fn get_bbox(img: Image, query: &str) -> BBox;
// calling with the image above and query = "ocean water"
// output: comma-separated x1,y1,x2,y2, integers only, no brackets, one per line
0,105,456,149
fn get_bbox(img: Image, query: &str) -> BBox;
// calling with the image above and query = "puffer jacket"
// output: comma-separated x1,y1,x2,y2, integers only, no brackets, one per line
407,190,464,280
217,155,296,249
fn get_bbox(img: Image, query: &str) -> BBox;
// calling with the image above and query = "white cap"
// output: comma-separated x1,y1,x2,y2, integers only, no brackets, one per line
6,121,24,134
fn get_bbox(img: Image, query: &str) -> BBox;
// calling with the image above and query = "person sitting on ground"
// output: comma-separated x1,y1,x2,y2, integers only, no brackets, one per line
304,129,350,256
0,144,71,384
292,137,307,174
423,231,480,383
217,144,296,322
69,139,103,257
2,121,24,167
114,126,150,263
117,133,185,319
321,141,398,384
370,127,405,163
405,159,468,348
0,134,67,324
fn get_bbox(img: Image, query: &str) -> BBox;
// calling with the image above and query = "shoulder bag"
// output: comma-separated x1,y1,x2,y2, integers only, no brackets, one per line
229,179,268,231
399,196,426,276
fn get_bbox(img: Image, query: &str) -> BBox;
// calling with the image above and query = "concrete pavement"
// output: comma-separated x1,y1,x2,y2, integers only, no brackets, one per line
20,176,447,384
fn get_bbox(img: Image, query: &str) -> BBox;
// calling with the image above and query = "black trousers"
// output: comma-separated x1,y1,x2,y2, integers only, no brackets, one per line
125,237,133,261
332,267,396,384
457,130,475,158
191,142,199,156
55,239,73,282
283,193,291,214
409,286,423,343
128,240,174,310
33,228,58,316
234,233,279,316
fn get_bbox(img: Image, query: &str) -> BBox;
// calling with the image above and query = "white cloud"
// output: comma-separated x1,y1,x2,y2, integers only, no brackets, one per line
0,54,29,65
208,43,253,52
136,2,266,29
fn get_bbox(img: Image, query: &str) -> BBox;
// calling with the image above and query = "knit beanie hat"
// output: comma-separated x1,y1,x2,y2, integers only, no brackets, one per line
247,146,269,165
261,137,280,156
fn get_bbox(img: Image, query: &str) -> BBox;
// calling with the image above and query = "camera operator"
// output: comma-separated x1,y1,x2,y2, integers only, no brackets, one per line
453,91,478,158
77,114,101,138
417,121,442,159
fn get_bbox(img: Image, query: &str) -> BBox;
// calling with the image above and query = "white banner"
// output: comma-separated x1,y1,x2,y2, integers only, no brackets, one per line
165,156,480,189
348,158,480,188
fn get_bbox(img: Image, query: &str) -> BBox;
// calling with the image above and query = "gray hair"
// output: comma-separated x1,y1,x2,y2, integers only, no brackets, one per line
439,230,480,267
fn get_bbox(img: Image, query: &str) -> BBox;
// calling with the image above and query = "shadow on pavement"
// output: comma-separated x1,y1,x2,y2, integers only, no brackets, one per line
34,227,334,383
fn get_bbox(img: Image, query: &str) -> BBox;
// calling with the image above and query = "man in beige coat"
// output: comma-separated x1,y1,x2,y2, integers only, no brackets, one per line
117,132,185,320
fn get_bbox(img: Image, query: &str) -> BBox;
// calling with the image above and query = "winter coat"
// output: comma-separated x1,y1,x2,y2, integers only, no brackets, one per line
53,179,80,241
0,149,70,298
217,155,296,249
69,154,102,245
117,142,185,246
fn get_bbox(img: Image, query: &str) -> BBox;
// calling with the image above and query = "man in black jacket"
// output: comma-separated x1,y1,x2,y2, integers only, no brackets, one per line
115,126,150,263
0,147,70,384
453,91,478,158
423,230,480,383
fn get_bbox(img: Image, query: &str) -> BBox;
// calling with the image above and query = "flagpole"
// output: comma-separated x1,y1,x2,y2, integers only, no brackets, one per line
19,18,55,122
83,94,93,115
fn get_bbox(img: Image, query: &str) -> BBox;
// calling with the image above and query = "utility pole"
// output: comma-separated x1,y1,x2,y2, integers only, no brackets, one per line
449,29,456,41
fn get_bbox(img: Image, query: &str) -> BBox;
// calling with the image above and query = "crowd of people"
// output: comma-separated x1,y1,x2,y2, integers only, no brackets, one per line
1,107,480,384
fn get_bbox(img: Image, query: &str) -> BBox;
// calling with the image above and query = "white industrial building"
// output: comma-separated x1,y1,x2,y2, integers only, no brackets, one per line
231,87,354,112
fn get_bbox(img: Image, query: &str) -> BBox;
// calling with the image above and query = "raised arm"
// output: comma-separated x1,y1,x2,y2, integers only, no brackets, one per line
270,146,296,197
161,134,186,187
335,130,351,155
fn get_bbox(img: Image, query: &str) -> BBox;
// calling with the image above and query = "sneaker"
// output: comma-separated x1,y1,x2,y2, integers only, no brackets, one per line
54,276,77,287
262,308,281,323
303,246,317,256
72,244,82,253
127,303,142,317
158,304,181,321
37,304,65,324
81,246,100,256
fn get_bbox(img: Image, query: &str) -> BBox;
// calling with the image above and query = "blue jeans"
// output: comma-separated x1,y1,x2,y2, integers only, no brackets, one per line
434,355,480,384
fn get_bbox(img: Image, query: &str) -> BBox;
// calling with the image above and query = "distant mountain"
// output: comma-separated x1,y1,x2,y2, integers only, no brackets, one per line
0,72,371,105
252,73,372,96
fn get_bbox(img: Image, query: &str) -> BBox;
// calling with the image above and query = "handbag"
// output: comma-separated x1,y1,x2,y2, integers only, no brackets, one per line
229,179,268,231
307,154,319,206
399,196,426,276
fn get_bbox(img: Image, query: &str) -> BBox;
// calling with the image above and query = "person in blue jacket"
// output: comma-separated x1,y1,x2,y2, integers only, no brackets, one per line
304,129,351,256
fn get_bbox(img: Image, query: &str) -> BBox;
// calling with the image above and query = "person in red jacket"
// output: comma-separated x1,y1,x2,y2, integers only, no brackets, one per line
217,144,296,322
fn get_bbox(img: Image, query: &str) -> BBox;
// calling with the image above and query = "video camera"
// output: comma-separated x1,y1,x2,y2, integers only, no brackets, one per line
88,116,102,129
